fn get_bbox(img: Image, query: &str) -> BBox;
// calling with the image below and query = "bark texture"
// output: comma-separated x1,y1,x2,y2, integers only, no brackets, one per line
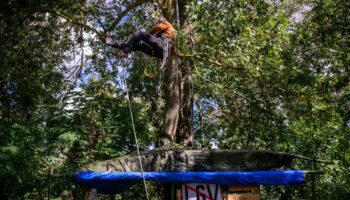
158,0,194,146
178,66,193,146
163,55,180,143
177,0,194,146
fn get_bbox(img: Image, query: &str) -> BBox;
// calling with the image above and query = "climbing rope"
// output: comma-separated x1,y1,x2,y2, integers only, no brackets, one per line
144,63,160,78
122,68,150,200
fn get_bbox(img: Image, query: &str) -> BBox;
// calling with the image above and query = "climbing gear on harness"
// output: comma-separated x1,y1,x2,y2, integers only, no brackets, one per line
159,36,173,70
144,64,160,78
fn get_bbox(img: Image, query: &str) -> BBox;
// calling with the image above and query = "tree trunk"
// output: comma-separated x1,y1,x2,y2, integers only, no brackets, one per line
177,0,193,146
85,188,97,200
158,0,193,146
163,55,180,144
178,64,193,146
158,0,178,145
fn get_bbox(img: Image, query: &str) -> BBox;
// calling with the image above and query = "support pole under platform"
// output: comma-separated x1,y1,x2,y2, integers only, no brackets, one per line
85,188,97,200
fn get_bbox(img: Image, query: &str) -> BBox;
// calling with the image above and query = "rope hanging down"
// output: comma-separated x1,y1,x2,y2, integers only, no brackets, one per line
122,70,150,200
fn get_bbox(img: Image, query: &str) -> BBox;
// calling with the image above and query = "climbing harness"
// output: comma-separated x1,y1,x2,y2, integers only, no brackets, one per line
161,35,173,53
159,35,173,70
139,34,173,73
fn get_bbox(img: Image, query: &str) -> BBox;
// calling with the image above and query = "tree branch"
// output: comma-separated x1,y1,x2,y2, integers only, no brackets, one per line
49,10,105,41
44,0,145,41
178,52,224,66
107,0,146,32
58,52,98,107
91,11,107,32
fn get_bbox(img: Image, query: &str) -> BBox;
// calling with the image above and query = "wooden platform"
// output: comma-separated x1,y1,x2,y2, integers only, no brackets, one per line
226,186,261,200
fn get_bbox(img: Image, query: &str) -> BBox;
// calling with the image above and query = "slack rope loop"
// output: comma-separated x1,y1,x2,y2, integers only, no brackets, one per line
144,63,160,78
122,71,150,200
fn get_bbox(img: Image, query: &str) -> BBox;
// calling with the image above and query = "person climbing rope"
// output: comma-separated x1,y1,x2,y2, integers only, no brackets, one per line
106,16,176,70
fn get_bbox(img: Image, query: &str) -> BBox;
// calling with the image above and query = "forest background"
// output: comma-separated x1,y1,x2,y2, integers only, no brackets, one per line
0,0,349,199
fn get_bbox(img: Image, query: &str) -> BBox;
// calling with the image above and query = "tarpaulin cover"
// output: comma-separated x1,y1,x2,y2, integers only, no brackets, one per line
81,150,297,172
75,170,305,194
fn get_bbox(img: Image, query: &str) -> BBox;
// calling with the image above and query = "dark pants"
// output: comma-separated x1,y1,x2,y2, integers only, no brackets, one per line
111,30,165,59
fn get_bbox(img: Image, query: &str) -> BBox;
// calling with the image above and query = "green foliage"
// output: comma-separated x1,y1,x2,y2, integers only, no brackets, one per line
0,0,349,199
189,0,350,198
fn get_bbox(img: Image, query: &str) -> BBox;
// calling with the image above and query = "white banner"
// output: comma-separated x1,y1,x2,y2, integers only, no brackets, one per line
182,183,222,200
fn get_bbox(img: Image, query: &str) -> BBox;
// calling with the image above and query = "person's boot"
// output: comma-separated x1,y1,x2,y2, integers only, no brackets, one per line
116,50,128,58
106,36,122,48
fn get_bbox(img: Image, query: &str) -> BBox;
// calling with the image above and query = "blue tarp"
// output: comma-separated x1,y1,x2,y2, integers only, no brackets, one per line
74,170,305,194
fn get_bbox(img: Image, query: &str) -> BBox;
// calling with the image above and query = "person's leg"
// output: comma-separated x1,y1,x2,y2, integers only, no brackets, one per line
129,31,172,70
131,40,156,57
122,30,164,56
106,36,127,58
107,31,170,66
106,36,122,48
